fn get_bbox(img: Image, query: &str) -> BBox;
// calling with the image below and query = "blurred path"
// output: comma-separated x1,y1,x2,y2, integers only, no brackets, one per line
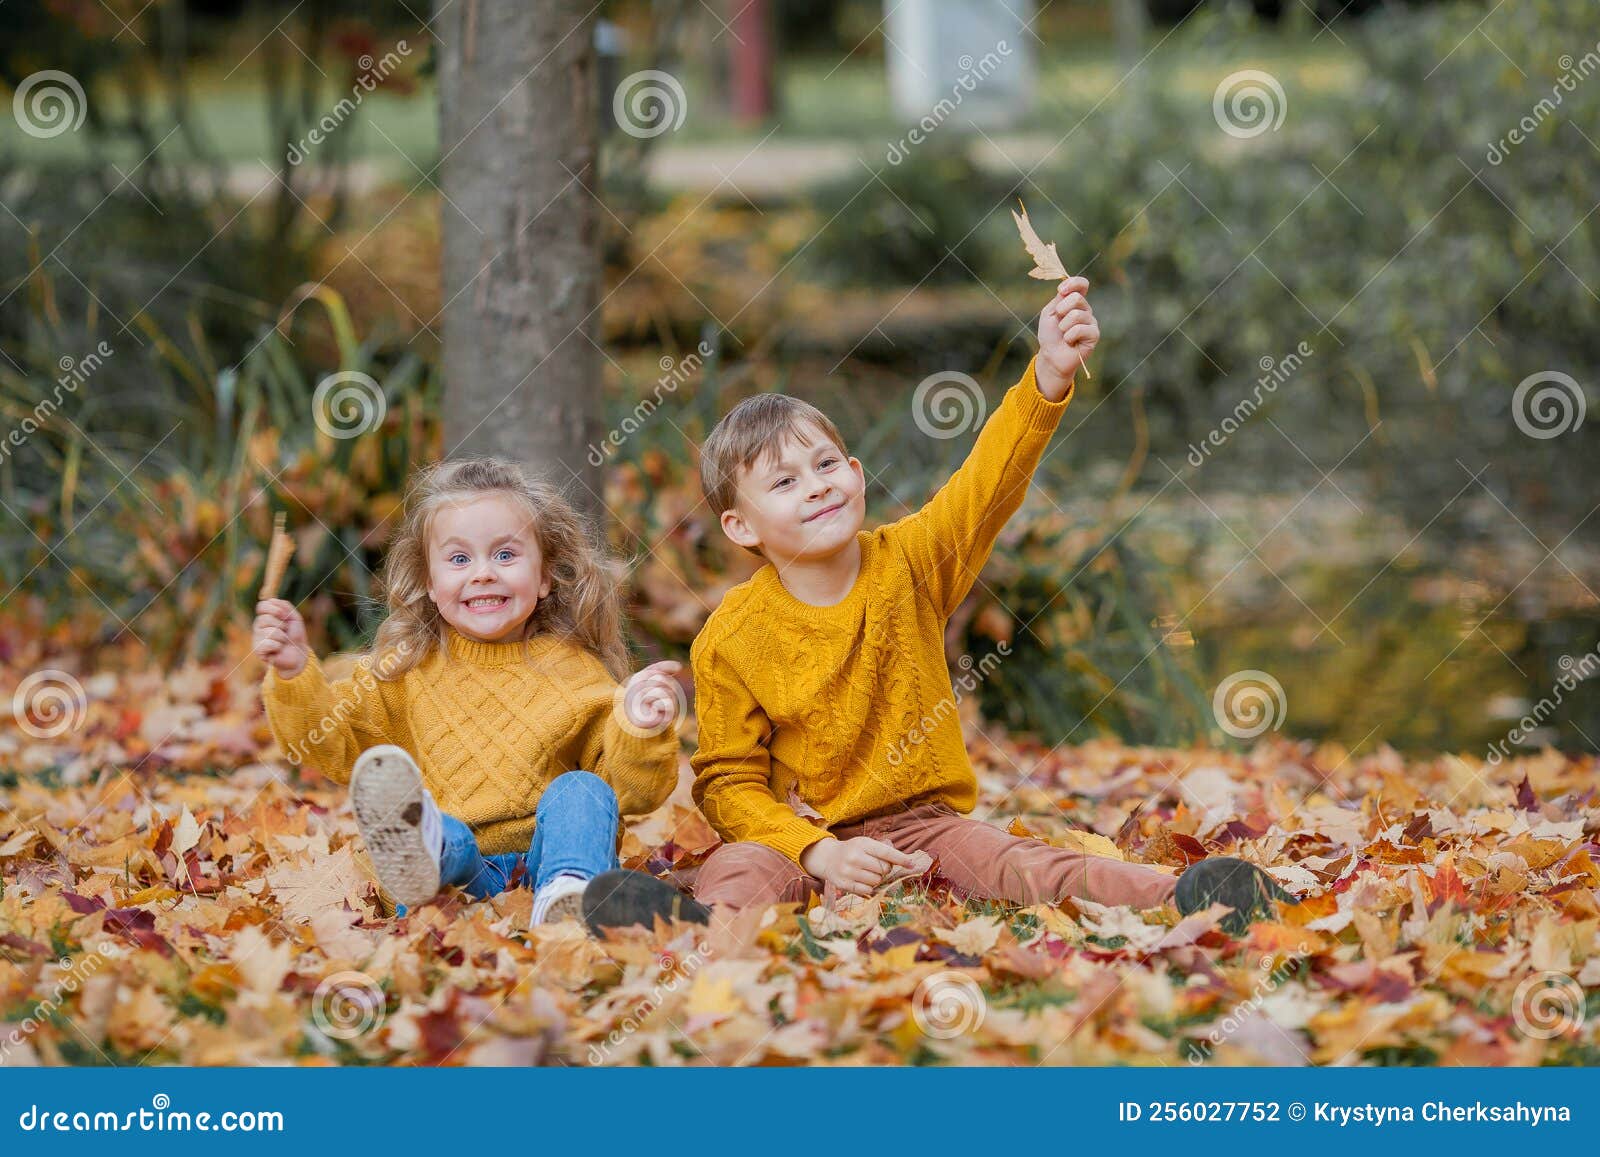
217,132,1079,201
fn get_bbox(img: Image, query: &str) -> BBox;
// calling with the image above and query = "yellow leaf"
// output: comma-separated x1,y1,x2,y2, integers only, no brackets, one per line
1049,828,1126,862
867,942,922,974
123,885,181,907
1011,199,1068,281
0,830,38,857
686,973,742,1020
932,915,1004,956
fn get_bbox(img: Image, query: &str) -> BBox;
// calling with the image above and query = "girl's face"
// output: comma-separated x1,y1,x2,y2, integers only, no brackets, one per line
426,493,551,643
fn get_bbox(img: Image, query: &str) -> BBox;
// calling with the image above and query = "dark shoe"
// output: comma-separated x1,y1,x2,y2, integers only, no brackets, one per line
1175,856,1296,936
582,869,710,934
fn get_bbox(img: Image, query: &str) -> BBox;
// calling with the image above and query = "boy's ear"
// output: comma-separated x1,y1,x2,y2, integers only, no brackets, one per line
720,506,762,550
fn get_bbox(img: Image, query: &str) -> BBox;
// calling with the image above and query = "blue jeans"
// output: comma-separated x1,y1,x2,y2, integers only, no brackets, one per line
435,770,620,903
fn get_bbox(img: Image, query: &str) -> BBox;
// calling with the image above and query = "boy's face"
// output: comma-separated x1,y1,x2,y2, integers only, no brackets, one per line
426,493,552,643
721,426,867,564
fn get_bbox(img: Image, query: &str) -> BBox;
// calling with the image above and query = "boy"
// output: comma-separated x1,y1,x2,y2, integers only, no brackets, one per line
584,279,1290,936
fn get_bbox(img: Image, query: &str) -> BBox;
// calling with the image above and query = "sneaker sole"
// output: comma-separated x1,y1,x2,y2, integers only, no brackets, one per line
539,890,586,925
581,869,710,934
351,745,440,910
1175,856,1295,936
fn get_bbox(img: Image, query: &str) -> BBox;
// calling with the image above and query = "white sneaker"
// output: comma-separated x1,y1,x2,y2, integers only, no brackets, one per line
530,872,589,927
351,745,443,909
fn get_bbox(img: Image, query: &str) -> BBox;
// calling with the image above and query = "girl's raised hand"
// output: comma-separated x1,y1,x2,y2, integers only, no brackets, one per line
618,660,685,736
253,598,310,678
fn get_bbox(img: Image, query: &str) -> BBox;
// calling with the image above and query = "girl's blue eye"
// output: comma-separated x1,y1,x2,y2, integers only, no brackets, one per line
495,549,514,561
449,553,468,565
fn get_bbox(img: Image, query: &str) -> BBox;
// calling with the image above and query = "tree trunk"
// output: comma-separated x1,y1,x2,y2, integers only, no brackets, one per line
435,0,604,521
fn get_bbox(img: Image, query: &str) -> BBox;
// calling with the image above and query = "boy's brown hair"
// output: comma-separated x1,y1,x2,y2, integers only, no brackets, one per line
699,394,849,520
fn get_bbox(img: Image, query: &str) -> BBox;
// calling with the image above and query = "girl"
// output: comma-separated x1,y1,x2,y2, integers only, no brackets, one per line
253,457,687,929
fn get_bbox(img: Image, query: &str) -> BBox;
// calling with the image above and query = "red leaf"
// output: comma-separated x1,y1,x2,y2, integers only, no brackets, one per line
151,818,174,859
1429,856,1471,909
1514,775,1538,812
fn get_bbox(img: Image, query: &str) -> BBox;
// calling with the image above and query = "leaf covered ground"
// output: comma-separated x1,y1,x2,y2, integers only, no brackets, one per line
2,637,1598,1067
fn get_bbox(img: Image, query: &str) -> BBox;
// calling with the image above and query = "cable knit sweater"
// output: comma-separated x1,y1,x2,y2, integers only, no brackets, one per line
261,627,679,855
690,356,1073,863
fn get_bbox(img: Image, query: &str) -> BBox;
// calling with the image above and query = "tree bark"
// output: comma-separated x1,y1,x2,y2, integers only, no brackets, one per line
435,0,604,520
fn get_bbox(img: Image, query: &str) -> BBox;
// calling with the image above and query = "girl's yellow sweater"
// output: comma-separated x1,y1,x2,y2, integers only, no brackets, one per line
690,357,1072,864
261,627,678,855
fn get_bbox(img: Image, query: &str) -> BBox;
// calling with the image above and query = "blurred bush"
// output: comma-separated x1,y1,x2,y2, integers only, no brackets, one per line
807,148,1015,287
0,262,439,661
787,3,1597,540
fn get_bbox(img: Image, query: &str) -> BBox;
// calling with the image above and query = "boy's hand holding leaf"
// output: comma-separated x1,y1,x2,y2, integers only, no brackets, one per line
801,835,921,898
1035,276,1098,400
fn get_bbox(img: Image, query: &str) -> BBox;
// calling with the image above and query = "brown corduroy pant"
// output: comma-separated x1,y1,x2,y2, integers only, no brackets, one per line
694,802,1179,910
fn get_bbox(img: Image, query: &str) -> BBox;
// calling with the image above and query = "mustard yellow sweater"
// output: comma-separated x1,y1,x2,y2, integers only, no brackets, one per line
262,627,679,855
691,357,1073,863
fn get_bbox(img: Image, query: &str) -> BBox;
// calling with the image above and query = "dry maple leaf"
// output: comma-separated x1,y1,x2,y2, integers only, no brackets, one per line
13,620,1600,1068
877,849,934,889
266,844,366,923
1011,200,1068,281
1011,199,1092,379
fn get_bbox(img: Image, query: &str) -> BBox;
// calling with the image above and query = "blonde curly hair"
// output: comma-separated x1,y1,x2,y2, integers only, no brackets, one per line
364,457,629,681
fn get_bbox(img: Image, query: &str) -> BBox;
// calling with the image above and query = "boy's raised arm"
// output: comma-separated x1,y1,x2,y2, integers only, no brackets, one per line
689,637,831,865
889,280,1095,619
889,358,1071,619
